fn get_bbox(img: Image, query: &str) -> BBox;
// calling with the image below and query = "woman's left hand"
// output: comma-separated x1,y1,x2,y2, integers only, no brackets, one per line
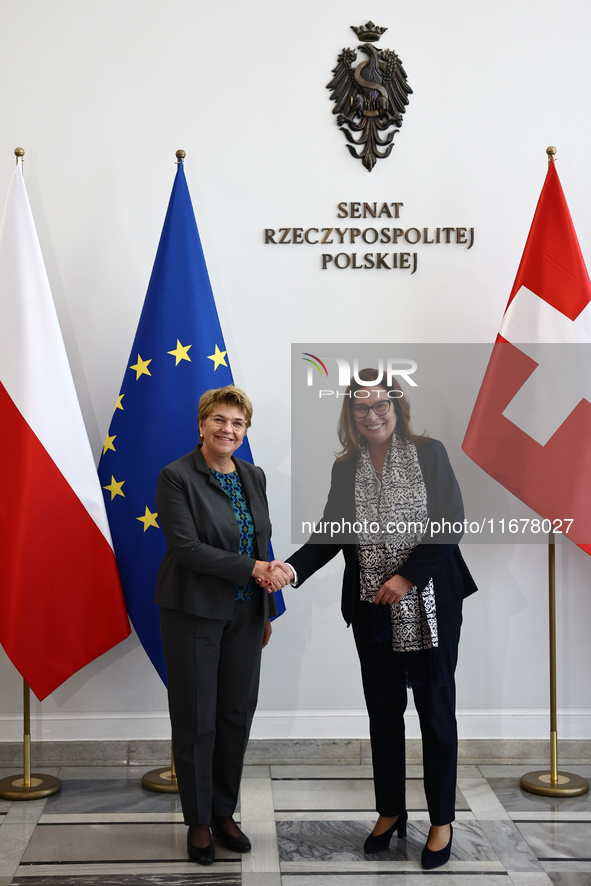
373,574,413,605
262,618,272,648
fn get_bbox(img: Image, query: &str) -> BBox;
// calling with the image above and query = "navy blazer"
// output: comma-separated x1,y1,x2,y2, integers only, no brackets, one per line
155,445,277,621
287,438,477,625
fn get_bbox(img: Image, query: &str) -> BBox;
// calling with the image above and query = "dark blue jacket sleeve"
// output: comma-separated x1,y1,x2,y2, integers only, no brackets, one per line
287,460,346,584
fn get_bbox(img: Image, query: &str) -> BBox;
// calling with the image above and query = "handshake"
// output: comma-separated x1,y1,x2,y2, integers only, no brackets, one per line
251,559,294,592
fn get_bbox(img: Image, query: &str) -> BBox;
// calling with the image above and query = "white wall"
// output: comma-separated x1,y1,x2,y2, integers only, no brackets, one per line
1,0,591,742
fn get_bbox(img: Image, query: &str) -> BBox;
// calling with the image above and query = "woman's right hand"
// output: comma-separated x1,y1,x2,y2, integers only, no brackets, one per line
373,573,413,605
252,560,288,591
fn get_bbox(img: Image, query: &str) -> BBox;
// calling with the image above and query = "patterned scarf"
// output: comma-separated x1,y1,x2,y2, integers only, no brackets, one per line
355,434,441,688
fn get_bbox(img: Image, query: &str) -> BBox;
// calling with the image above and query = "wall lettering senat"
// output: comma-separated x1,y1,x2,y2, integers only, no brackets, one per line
263,202,475,273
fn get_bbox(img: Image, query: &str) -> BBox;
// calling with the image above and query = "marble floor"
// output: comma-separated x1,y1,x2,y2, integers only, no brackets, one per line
1,762,590,886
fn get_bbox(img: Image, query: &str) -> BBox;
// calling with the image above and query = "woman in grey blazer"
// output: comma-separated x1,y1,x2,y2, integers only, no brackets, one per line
156,386,287,865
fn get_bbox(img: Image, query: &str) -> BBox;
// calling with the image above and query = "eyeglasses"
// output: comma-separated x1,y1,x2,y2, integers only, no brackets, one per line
350,401,392,419
209,415,246,431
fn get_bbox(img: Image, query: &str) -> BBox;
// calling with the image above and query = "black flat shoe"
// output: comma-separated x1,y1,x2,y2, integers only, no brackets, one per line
211,817,251,853
187,827,215,865
421,823,453,869
364,811,408,853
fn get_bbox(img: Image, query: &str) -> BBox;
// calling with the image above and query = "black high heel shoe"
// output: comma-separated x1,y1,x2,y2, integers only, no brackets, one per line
187,826,215,865
364,811,408,853
421,823,453,869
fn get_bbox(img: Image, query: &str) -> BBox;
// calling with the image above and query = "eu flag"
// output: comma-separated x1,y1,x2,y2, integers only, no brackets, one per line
97,158,285,683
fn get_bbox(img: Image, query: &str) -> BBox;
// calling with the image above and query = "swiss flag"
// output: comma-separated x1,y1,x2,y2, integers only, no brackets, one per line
463,158,591,554
0,159,130,700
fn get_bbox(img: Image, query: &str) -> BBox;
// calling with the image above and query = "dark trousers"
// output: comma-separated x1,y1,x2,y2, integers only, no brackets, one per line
353,600,463,826
160,598,265,826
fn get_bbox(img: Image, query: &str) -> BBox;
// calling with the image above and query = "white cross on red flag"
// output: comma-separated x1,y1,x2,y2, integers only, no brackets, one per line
463,158,591,554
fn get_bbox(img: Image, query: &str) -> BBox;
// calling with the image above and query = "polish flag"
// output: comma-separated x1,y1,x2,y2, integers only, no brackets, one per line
463,158,591,554
0,159,130,700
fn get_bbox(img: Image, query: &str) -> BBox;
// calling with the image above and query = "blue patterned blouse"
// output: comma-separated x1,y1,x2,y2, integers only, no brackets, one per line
211,469,259,602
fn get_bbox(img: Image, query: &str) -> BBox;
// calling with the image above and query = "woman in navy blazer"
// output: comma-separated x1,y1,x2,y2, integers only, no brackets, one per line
270,370,477,869
156,386,286,865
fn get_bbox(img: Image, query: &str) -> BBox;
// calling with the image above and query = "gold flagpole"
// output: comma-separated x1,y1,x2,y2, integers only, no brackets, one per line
0,680,61,800
520,161,589,796
141,148,186,796
521,534,588,796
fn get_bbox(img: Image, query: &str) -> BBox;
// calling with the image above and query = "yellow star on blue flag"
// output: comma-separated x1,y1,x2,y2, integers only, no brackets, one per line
136,507,160,532
168,340,192,365
129,355,152,379
207,344,227,370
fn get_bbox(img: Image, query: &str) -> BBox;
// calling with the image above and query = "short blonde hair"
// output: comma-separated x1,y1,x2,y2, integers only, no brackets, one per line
198,386,253,430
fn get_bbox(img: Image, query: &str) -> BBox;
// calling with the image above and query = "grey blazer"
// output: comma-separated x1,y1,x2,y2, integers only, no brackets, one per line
155,445,277,621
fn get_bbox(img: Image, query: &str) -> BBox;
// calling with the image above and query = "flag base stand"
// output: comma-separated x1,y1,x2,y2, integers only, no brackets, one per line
0,682,62,801
521,770,589,798
0,773,61,801
142,747,178,793
141,767,178,793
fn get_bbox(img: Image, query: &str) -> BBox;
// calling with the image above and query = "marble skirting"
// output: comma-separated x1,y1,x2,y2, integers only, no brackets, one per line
1,739,590,768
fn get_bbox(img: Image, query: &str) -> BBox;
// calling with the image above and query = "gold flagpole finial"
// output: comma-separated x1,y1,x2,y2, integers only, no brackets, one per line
175,149,186,164
14,147,25,164
546,146,557,165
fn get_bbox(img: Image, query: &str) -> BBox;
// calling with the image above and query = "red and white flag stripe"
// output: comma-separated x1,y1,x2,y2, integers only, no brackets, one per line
0,160,130,700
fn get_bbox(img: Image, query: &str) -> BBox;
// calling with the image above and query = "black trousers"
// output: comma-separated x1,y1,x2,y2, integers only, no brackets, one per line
160,597,265,826
353,600,463,826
